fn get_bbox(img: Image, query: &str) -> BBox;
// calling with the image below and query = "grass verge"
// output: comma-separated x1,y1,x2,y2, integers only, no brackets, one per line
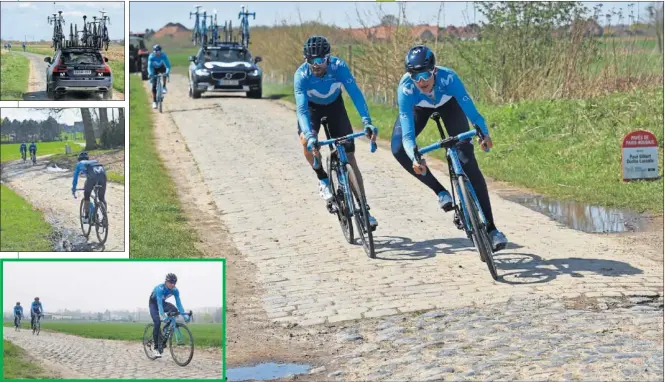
3,321,223,348
3,340,53,379
129,75,203,257
263,83,664,213
0,185,53,251
0,52,29,100
1,141,85,163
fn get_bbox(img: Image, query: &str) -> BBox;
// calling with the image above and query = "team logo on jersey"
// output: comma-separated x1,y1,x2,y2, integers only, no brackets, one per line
463,95,470,102
402,83,414,96
440,73,454,86
93,166,103,174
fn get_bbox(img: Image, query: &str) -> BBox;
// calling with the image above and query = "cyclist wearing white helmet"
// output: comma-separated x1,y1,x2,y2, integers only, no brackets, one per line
393,45,508,251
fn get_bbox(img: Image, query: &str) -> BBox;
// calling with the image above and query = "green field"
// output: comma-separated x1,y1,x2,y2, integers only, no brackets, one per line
0,141,85,163
264,83,664,213
3,340,53,379
3,321,223,348
0,52,29,100
129,75,203,258
0,185,53,252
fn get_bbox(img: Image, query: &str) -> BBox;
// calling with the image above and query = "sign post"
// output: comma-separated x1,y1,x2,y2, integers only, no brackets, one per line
621,130,659,181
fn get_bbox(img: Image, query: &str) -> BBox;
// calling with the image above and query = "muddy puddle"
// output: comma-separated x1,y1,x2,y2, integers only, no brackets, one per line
226,362,312,381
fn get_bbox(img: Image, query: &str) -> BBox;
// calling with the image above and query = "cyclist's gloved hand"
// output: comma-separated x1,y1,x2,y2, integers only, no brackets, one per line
305,134,318,153
363,123,379,153
71,188,76,196
183,314,191,323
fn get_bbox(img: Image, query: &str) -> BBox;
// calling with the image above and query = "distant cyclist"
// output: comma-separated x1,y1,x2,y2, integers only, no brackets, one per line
393,45,507,251
22,42,26,52
147,44,171,109
19,141,27,161
71,152,107,224
29,141,37,162
295,36,379,228
149,273,190,358
30,297,43,330
13,302,23,329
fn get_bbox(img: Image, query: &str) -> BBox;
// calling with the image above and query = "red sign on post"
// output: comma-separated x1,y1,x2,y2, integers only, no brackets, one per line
622,130,659,181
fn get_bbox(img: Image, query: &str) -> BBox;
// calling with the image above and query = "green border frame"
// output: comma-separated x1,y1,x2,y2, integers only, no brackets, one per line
0,258,227,381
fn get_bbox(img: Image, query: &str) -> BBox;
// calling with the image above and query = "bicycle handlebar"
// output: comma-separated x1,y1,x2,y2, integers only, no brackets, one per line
310,126,377,169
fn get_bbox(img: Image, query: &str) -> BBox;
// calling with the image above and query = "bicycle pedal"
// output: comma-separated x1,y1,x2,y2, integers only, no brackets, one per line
441,203,454,213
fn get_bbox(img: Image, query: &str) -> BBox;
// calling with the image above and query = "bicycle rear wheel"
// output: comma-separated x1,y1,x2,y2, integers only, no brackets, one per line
347,164,375,258
459,176,498,280
34,319,40,335
142,324,158,360
327,154,353,244
94,202,109,245
80,199,92,237
169,323,194,367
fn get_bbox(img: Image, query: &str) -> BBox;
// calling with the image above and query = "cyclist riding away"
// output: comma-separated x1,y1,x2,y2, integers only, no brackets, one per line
29,141,37,160
22,42,26,52
295,36,379,228
149,273,190,358
19,141,27,161
14,302,23,328
393,45,508,251
72,152,107,224
147,44,171,109
30,297,43,330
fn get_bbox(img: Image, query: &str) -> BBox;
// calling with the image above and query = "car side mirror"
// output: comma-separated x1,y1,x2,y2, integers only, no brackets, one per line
189,55,196,63
44,57,52,64
254,56,262,64
104,57,109,63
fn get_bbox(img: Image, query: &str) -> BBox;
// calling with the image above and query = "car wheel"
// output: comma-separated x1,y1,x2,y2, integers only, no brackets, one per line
192,88,202,99
247,87,262,99
129,59,136,73
102,89,113,100
46,84,55,100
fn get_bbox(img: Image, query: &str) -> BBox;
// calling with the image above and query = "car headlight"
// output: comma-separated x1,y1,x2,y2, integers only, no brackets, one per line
195,69,210,76
249,69,260,76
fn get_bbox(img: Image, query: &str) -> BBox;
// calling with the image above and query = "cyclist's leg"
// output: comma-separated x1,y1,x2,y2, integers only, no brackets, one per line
297,104,326,180
30,313,35,328
151,72,158,102
148,301,161,350
440,99,496,232
97,173,107,205
391,107,447,195
83,177,93,218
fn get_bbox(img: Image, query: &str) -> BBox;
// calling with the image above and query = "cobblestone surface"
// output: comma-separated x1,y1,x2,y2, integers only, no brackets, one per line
3,329,223,379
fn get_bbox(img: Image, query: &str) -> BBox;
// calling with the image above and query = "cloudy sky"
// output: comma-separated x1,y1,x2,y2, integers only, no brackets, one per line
1,108,121,124
130,1,648,32
1,2,125,41
3,261,224,312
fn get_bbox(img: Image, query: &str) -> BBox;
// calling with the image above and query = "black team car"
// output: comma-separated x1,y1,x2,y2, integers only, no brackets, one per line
188,42,262,99
44,46,113,100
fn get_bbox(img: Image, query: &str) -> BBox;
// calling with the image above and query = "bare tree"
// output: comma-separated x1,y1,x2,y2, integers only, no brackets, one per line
118,108,125,128
99,108,109,136
80,108,97,150
648,2,664,53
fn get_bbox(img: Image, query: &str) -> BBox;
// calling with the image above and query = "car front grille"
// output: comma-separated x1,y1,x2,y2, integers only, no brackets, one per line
211,72,246,80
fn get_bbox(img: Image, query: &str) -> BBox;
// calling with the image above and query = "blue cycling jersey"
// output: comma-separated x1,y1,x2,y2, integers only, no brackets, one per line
397,66,489,161
29,143,36,152
14,305,23,316
294,56,371,137
147,52,171,76
31,301,43,314
72,160,104,191
19,143,27,152
150,283,185,317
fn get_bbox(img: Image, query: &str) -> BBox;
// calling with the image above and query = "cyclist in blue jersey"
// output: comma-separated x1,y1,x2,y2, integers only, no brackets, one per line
295,36,379,228
29,141,37,159
30,297,43,330
71,152,107,224
14,302,23,328
19,141,27,161
393,45,508,251
148,273,190,358
147,44,171,109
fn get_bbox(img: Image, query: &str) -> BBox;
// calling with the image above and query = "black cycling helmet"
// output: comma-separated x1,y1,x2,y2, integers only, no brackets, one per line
405,45,436,73
303,36,331,59
153,44,162,52
165,273,177,283
34,297,39,301
78,152,89,161
16,302,20,305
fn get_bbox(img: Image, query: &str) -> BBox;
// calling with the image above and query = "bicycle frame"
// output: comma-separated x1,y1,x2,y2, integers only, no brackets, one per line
238,6,256,46
190,6,202,42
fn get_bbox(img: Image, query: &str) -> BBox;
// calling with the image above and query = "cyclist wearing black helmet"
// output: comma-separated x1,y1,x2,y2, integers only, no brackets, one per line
147,44,171,109
295,35,379,228
72,151,107,224
30,297,43,330
13,302,23,328
148,273,189,358
393,45,508,251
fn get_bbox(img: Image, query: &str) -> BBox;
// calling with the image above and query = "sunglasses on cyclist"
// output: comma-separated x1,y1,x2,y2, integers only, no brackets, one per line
410,70,434,83
306,55,329,66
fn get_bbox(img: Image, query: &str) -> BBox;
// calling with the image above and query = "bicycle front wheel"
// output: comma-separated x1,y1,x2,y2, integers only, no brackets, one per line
459,176,497,280
94,202,109,245
169,323,194,367
346,164,375,258
142,324,158,360
327,155,353,244
80,199,92,237
34,319,40,335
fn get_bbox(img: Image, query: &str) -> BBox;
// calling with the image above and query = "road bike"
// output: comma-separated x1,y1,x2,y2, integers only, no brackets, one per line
32,314,42,335
31,151,37,165
413,112,498,280
153,73,169,113
99,10,110,51
209,10,219,44
143,311,194,366
75,184,109,245
311,118,378,258
48,11,65,51
14,315,22,331
190,5,203,46
238,5,256,48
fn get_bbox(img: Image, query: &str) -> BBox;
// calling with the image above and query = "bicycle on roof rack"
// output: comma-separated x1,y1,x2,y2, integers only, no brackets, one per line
48,11,65,51
209,10,220,45
190,5,203,46
238,5,256,48
99,9,111,51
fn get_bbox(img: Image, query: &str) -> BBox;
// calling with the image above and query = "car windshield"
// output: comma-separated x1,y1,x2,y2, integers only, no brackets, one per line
62,52,102,65
204,49,250,63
